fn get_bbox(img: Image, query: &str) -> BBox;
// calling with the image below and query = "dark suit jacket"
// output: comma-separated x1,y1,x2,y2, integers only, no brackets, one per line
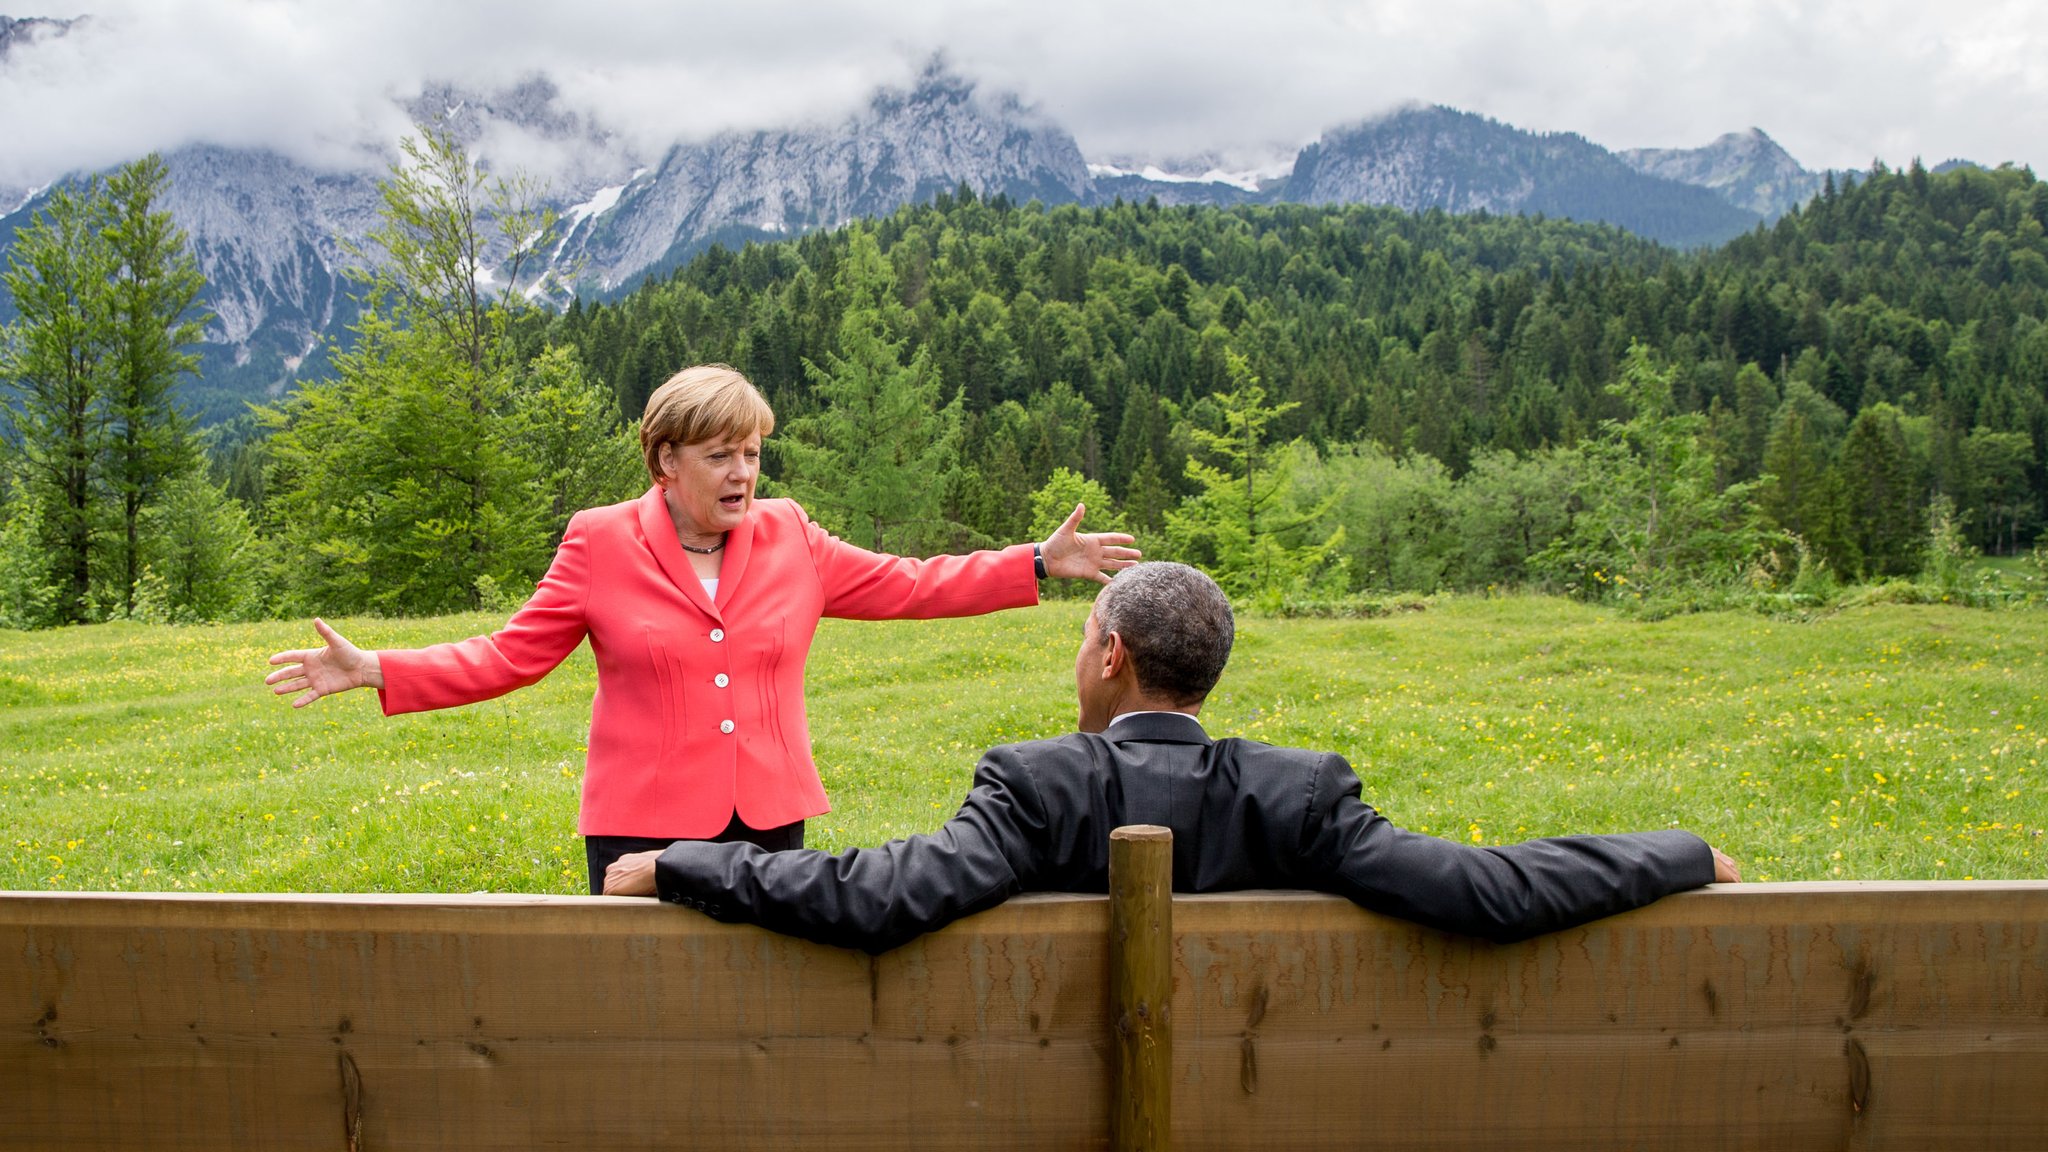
655,712,1715,954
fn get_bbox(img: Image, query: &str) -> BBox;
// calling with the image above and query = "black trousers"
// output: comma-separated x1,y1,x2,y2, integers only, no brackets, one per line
584,811,805,895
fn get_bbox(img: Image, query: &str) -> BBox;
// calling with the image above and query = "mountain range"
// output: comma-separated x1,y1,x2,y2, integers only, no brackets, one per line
0,22,1860,421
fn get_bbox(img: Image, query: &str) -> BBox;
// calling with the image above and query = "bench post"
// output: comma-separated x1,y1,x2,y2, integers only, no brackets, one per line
1111,824,1174,1152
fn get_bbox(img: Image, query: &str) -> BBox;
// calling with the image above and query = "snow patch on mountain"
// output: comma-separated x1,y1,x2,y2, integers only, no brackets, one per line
3,182,45,216
1091,145,1298,193
565,181,628,224
1087,162,1275,193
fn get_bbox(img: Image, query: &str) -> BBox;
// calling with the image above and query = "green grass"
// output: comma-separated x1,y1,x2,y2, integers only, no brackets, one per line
2,596,2043,893
1974,554,2044,590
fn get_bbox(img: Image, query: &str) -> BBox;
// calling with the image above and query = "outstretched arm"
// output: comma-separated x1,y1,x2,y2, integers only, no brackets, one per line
624,751,1051,954
262,514,594,714
373,513,593,715
1301,754,1725,942
804,500,1138,621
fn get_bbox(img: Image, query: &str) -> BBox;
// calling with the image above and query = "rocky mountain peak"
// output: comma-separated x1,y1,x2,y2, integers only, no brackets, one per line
0,14,77,59
398,75,640,201
552,60,1090,293
885,57,980,111
1283,104,1760,248
1619,128,1821,218
403,76,619,153
1289,104,1603,212
861,58,1084,184
2,47,1843,421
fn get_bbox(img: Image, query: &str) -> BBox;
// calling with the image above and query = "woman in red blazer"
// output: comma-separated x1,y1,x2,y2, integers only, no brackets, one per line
266,365,1137,890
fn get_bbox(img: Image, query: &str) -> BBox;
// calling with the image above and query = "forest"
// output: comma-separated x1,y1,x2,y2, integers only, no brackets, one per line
4,134,2046,627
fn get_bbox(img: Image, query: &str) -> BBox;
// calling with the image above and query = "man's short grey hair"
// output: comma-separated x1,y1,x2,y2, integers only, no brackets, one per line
1094,562,1234,704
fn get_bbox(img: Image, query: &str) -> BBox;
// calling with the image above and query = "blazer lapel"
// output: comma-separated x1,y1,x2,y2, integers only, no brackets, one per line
636,486,720,619
714,504,756,611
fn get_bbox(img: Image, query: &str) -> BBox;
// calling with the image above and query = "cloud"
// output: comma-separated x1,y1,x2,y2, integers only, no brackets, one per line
2,0,2045,189
935,0,2048,172
0,1,940,185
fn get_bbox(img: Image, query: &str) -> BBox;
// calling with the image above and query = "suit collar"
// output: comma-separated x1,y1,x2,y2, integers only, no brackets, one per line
1103,711,1210,746
714,499,756,610
636,486,721,619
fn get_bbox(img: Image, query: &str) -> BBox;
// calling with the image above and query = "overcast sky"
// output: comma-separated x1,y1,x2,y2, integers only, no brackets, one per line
5,0,2046,187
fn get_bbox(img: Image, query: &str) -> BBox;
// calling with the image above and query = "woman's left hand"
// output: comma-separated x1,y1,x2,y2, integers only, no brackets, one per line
1039,503,1142,585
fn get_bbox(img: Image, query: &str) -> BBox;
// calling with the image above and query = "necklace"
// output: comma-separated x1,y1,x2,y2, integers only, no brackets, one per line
678,533,727,555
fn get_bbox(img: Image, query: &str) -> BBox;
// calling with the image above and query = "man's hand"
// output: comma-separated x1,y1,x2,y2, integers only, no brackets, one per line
266,618,383,708
1710,846,1742,883
603,849,663,896
1039,503,1141,584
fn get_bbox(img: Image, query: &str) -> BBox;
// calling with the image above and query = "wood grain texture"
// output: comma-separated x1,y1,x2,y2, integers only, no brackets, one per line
4,882,2046,1150
1110,826,1173,1152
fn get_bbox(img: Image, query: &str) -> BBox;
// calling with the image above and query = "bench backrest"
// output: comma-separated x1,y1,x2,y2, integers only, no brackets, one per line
6,882,2046,1150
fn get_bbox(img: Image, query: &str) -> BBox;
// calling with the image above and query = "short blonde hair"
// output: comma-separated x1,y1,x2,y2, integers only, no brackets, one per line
640,364,777,483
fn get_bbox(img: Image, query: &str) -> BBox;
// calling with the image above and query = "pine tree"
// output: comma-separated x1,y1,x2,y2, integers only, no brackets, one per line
779,233,964,553
0,179,116,623
1836,404,1922,578
507,345,644,547
102,155,208,617
949,430,1029,546
1121,451,1173,534
1730,362,1777,482
782,307,962,552
1165,352,1342,602
1759,408,1829,540
1961,427,2035,554
133,472,261,623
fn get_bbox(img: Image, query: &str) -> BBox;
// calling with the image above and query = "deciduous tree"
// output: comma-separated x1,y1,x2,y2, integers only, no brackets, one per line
263,125,559,615
1534,344,1770,597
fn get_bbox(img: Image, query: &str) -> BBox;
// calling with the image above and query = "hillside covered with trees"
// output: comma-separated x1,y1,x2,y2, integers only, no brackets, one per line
542,161,2048,598
4,138,2045,627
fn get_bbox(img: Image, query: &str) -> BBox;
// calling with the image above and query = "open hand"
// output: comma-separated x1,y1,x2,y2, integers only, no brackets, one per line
265,618,382,708
1710,847,1742,883
1039,503,1141,585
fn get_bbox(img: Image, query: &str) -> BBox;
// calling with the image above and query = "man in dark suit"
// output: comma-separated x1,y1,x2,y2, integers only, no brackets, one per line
604,563,1739,952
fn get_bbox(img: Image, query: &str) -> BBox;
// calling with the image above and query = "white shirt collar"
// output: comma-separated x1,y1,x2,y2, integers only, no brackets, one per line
1107,710,1202,730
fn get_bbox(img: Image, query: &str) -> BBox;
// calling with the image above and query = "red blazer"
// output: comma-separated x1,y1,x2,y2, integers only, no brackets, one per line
377,489,1039,837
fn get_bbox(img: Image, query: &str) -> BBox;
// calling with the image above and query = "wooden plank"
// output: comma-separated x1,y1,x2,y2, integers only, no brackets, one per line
1169,884,2048,1151
4,892,1109,1151
3,882,2045,1150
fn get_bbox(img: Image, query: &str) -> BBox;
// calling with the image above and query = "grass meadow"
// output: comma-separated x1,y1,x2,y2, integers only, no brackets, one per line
1,596,2043,893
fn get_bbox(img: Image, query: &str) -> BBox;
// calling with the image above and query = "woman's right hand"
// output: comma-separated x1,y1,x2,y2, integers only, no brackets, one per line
266,618,383,708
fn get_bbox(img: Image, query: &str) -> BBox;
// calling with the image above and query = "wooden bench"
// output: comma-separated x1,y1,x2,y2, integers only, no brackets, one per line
6,878,2046,1149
